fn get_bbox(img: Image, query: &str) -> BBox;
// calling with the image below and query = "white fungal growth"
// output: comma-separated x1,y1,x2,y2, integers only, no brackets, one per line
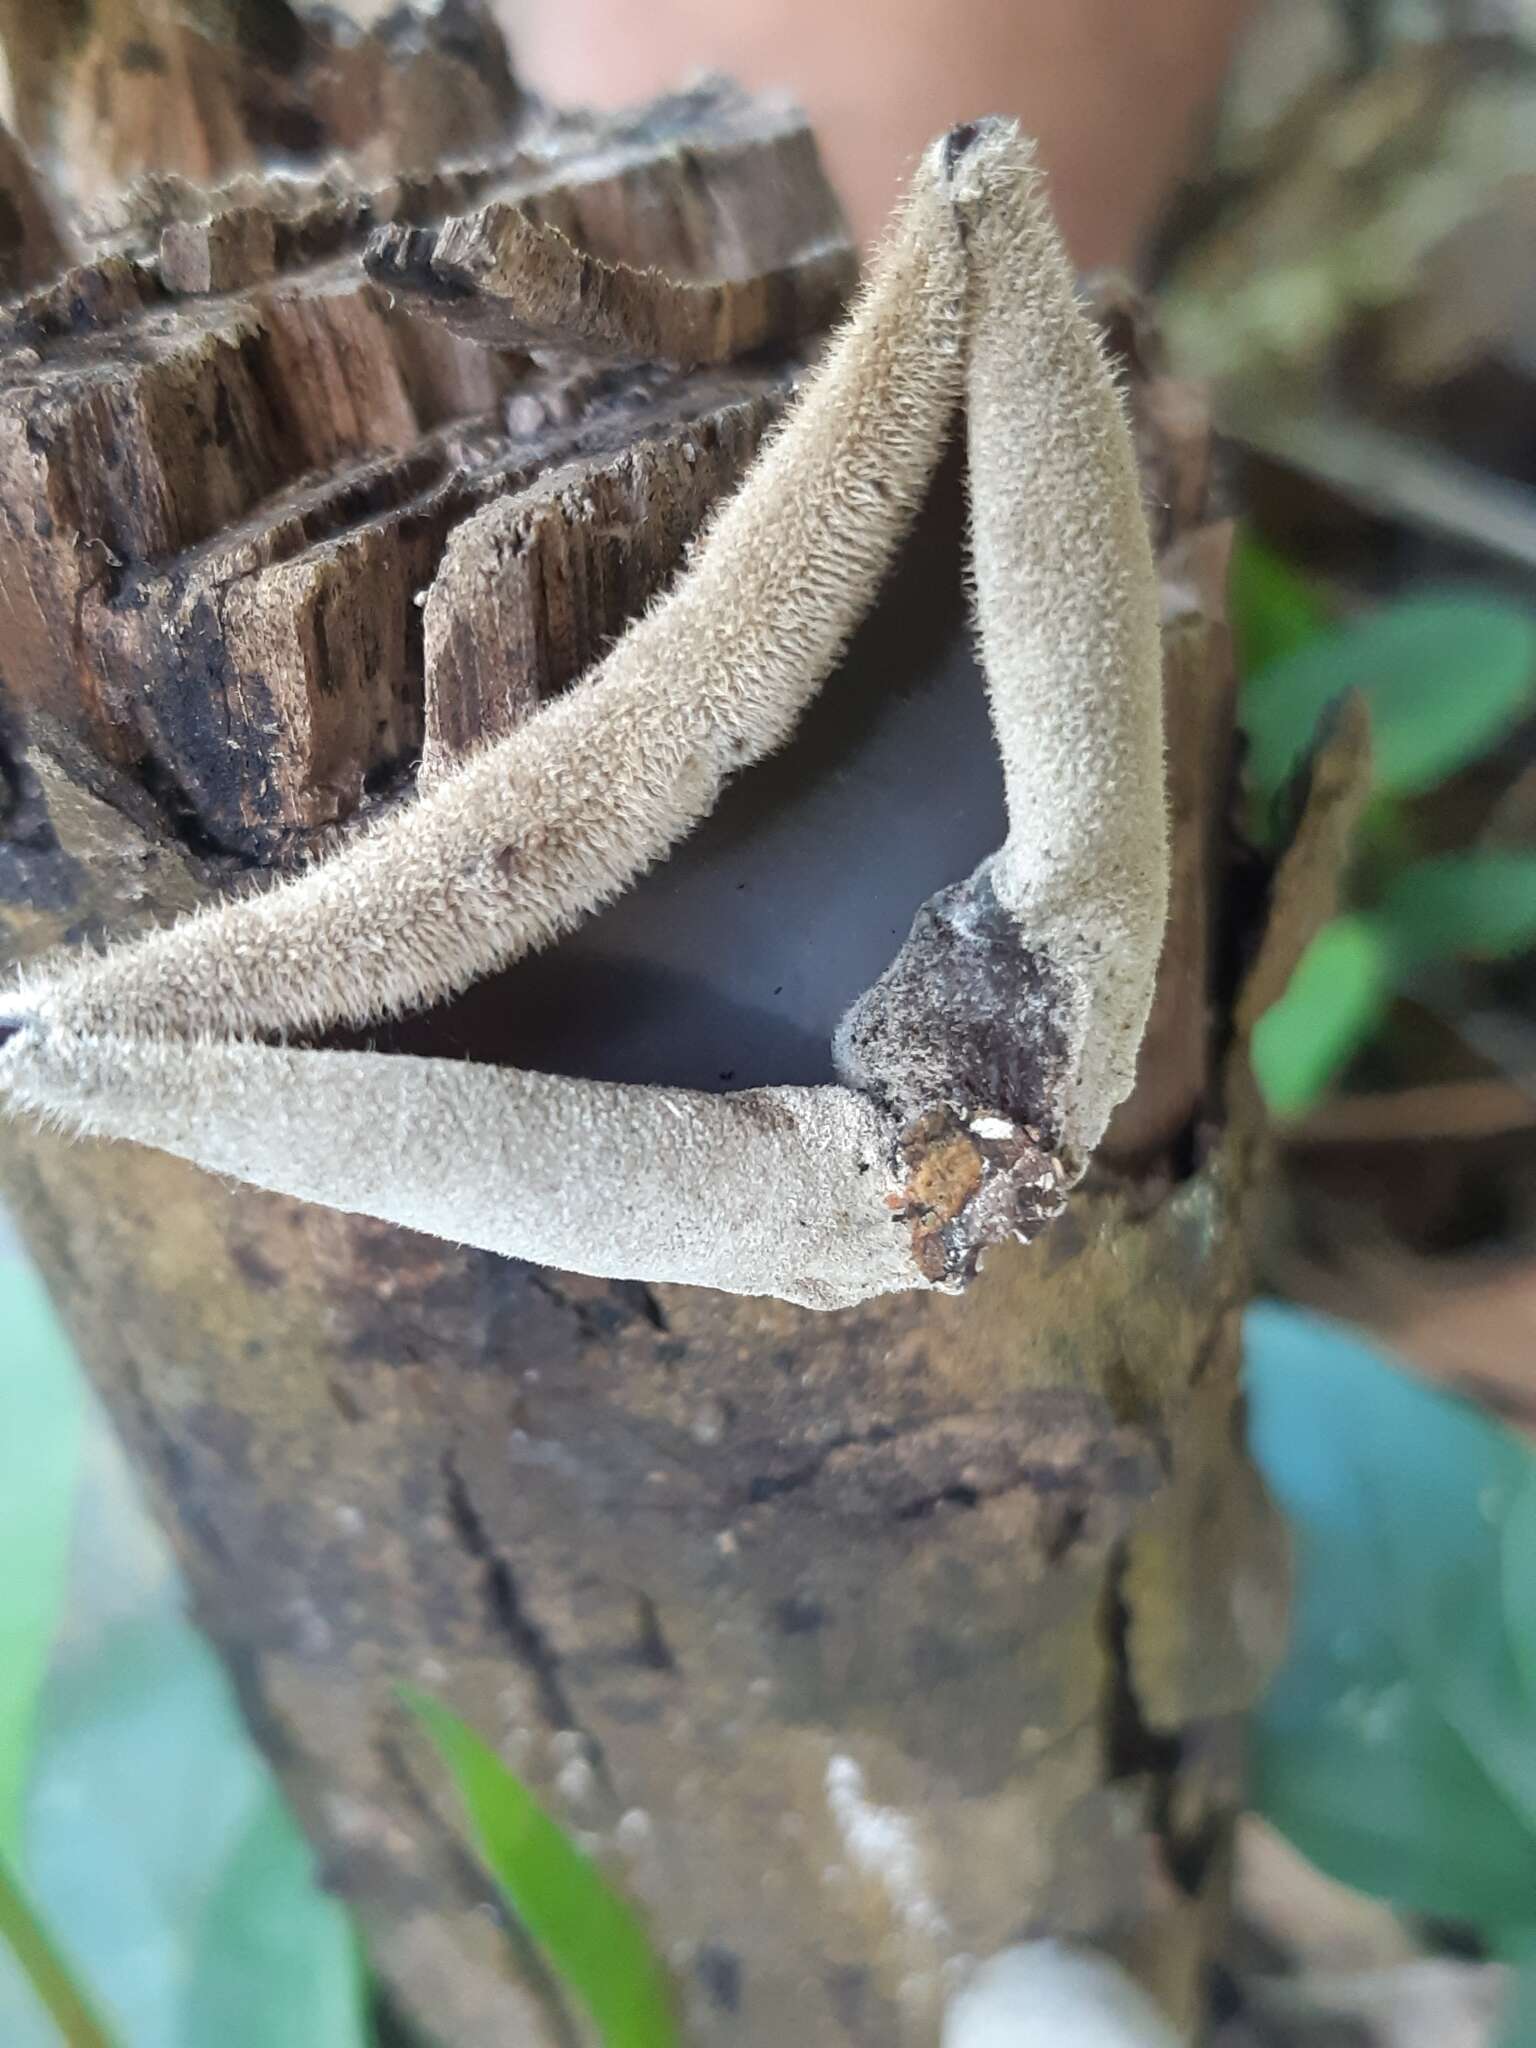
824,1754,949,1946
0,119,1168,1309
943,1944,1186,2048
968,1116,1016,1141
555,1752,598,1808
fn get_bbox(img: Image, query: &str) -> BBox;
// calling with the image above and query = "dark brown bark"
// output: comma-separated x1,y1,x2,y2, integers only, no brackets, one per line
0,16,1334,2046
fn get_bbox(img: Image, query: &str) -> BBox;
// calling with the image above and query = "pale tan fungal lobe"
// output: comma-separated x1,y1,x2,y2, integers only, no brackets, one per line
0,120,1167,1310
3,1030,915,1311
964,128,1168,1162
836,120,1168,1179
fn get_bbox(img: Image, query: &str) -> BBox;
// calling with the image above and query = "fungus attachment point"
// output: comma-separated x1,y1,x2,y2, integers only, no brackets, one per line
0,120,1167,1310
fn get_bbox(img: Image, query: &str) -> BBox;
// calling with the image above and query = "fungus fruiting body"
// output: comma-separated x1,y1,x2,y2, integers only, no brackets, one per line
943,1944,1186,2048
0,119,1167,1310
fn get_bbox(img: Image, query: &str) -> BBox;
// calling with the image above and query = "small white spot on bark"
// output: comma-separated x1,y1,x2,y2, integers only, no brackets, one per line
968,1115,1016,1140
556,1755,597,1806
616,1808,653,1851
287,1597,333,1657
690,1398,728,1444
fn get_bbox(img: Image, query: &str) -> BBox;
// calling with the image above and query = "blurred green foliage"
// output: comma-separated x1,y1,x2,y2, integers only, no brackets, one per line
1230,531,1333,680
404,1689,679,2048
0,1266,83,1861
1253,854,1536,1114
1247,1302,1536,2042
0,1858,118,2048
0,1252,370,2048
0,1246,681,2047
1242,589,1536,816
1235,538,1536,1114
1252,913,1395,1117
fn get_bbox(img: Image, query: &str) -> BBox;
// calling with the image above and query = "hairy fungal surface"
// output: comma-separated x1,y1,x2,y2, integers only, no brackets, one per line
1,120,1168,1308
838,121,1168,1170
961,126,1169,1160
2,1030,915,1310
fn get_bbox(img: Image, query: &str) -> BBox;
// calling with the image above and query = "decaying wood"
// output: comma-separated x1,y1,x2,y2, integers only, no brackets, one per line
368,202,856,368
0,67,857,858
0,121,75,292
363,80,857,369
0,0,522,204
0,20,1319,2047
422,386,784,778
1098,286,1239,1171
1234,697,1371,1043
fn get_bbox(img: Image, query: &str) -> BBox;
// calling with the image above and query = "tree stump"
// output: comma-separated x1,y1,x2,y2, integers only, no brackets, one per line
0,14,1345,2045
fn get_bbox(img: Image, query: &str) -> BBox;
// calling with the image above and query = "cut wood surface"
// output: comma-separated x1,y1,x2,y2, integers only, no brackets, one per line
0,12,1316,2045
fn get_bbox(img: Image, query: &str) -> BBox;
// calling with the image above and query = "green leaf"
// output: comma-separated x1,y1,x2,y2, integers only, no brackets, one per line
15,1604,372,2048
1251,854,1536,1115
1250,913,1395,1114
1230,533,1332,679
1251,1711,1536,1924
402,1688,678,2048
0,1260,84,1856
0,1853,119,2048
0,1249,369,2047
181,1794,367,2048
1246,1303,1536,1927
1503,1478,1536,1711
1498,1953,1536,2048
0,1352,372,2048
1377,853,1536,966
1242,595,1536,812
